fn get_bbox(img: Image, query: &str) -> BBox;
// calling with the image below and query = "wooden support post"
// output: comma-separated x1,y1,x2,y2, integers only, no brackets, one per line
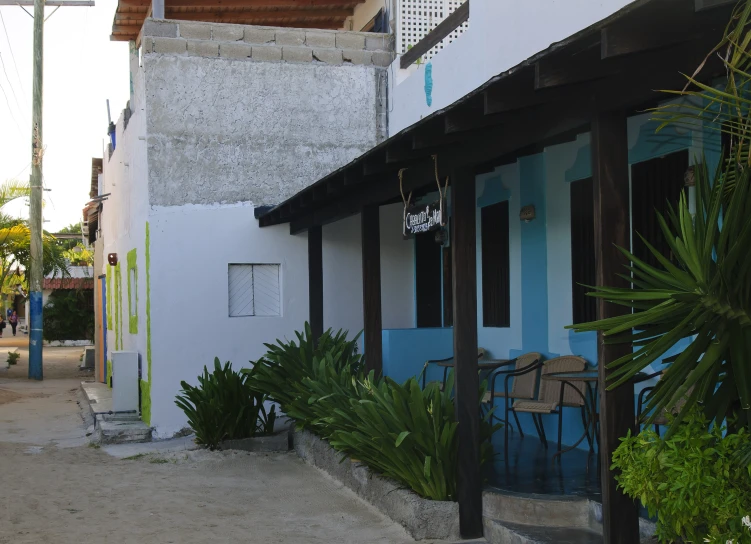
361,205,382,376
591,110,639,544
451,169,482,538
308,225,323,341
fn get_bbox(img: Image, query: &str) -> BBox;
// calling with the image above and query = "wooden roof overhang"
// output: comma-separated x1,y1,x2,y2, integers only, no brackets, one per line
257,0,733,234
111,0,367,41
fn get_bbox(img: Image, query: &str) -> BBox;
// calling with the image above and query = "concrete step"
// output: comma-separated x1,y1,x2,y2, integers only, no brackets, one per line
484,519,602,544
95,418,152,444
483,489,591,529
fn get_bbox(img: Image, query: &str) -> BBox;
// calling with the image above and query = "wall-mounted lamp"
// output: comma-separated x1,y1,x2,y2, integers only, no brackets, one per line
434,227,449,247
108,253,118,266
520,205,536,222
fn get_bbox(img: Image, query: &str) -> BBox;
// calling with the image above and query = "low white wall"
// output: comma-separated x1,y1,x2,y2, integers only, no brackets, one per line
148,202,309,437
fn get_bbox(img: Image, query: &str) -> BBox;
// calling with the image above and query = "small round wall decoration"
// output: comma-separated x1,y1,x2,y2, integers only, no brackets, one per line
424,62,433,107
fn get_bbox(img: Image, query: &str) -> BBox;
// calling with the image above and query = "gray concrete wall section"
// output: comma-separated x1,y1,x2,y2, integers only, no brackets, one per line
293,429,460,541
141,19,394,207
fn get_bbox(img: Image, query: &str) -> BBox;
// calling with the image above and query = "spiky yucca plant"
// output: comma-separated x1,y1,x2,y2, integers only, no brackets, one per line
568,1,751,439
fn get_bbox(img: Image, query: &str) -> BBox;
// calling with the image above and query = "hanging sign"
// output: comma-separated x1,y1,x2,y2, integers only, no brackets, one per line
404,200,443,235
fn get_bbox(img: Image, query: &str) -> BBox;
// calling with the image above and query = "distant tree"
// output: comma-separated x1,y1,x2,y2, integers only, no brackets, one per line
0,180,69,303
55,222,83,251
62,243,94,266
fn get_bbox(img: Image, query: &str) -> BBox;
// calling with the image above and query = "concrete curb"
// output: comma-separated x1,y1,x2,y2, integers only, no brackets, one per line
220,429,291,453
46,340,93,347
293,429,460,541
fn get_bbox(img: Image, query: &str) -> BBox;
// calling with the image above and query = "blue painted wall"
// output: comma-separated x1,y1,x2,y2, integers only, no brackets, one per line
382,327,453,385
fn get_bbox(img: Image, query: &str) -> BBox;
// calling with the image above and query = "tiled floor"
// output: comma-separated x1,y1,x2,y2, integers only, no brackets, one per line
485,430,601,501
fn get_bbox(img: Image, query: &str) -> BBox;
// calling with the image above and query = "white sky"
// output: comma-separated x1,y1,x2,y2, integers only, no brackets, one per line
0,0,129,231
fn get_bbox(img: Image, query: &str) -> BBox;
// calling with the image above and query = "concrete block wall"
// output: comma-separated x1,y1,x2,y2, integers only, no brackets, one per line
141,19,395,67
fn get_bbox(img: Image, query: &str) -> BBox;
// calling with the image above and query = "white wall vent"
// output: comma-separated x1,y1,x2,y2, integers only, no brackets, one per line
397,0,469,62
228,264,281,317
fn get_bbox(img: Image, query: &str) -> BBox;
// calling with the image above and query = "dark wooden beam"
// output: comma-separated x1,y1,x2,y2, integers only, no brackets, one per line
343,167,363,186
445,100,502,134
400,0,469,69
308,225,323,341
313,184,328,201
327,176,344,194
490,35,719,115
601,3,728,59
482,68,536,114
262,34,724,231
451,168,482,538
386,138,430,163
361,205,382,376
695,0,734,11
535,41,603,89
413,121,468,150
591,110,639,544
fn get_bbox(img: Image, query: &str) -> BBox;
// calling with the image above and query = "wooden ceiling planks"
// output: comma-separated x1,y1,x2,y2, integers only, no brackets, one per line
111,0,365,40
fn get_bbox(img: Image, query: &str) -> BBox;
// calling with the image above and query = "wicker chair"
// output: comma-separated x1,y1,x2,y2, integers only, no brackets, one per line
502,356,588,459
636,371,690,433
488,352,542,434
421,348,486,390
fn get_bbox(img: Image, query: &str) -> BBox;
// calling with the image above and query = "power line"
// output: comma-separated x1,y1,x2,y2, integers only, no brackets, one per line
0,10,27,109
0,77,22,135
0,52,25,119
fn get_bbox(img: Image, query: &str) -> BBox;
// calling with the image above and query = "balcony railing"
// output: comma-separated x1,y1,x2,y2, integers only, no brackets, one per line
400,0,469,69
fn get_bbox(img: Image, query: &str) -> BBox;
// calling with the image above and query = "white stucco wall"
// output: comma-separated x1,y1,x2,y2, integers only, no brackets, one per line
321,203,415,340
388,0,635,134
101,60,150,383
148,202,309,437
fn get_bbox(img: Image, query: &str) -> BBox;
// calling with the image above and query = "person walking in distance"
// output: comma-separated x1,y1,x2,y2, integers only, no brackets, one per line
0,315,6,338
9,311,18,337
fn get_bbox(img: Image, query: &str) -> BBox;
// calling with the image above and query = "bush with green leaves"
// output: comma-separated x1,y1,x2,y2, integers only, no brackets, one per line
245,323,499,501
43,289,94,342
175,358,275,449
612,408,751,543
6,351,19,365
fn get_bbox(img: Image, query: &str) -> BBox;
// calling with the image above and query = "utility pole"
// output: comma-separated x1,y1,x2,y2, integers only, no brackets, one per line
0,0,94,379
27,0,45,380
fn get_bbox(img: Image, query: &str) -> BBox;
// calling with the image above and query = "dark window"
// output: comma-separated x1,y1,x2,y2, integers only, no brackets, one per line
570,178,596,324
481,201,510,327
415,231,442,327
631,150,689,268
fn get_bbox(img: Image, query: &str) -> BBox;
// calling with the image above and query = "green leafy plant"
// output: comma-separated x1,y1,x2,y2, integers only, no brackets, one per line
244,323,363,427
43,289,95,341
6,351,18,365
246,323,499,501
175,358,275,450
613,408,751,543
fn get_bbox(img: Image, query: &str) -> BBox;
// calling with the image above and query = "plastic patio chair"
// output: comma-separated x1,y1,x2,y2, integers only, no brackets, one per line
502,356,588,459
487,352,542,434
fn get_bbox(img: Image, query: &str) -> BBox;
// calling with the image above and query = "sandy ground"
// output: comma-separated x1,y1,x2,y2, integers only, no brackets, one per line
0,347,450,544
